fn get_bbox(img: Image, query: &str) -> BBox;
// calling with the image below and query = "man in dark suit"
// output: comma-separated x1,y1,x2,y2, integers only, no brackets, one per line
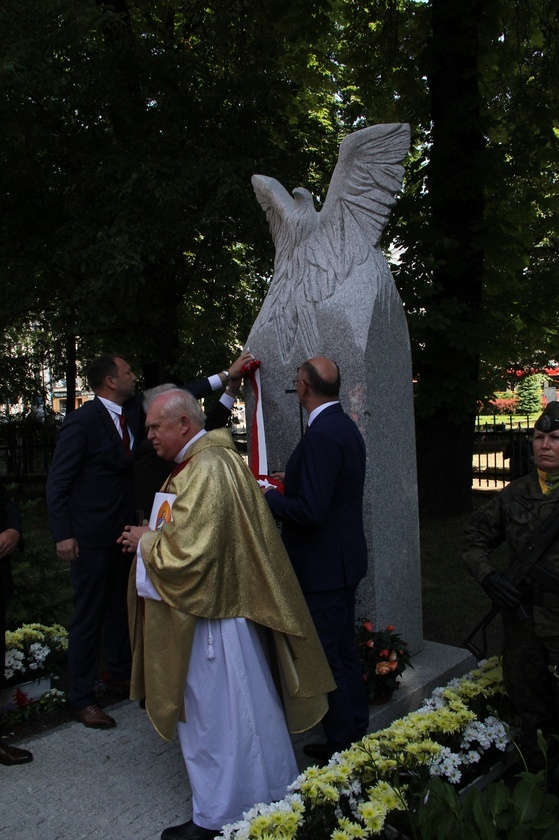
46,351,249,728
0,480,33,765
263,356,369,762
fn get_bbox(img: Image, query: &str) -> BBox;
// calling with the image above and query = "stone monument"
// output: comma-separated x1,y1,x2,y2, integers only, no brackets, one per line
245,123,423,653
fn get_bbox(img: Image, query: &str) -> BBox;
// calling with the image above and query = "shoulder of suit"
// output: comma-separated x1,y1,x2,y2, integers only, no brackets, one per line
311,406,364,441
60,397,98,424
312,404,349,426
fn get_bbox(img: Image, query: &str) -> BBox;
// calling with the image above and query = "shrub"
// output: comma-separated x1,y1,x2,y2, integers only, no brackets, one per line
489,396,518,416
2,492,71,629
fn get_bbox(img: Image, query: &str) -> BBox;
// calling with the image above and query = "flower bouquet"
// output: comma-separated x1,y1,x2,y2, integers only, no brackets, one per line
4,623,68,686
219,658,531,840
355,619,412,703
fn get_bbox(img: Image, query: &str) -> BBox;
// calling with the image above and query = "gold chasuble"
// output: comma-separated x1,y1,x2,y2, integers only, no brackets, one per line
128,428,335,742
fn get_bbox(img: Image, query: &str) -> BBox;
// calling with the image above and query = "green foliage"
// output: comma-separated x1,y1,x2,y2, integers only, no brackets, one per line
336,0,559,403
1,0,558,515
0,686,68,728
411,773,559,840
516,375,546,415
0,0,341,386
6,499,72,629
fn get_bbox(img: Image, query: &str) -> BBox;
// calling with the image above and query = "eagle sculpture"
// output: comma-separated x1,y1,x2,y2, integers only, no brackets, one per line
249,123,410,360
243,123,422,656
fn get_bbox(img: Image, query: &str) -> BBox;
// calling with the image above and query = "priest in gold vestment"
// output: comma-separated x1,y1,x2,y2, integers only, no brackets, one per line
119,388,335,840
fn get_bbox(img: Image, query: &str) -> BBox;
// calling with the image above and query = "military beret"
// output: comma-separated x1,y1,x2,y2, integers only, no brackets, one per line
534,401,559,432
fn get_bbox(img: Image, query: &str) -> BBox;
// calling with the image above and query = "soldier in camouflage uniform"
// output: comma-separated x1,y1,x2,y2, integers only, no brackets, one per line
463,401,559,772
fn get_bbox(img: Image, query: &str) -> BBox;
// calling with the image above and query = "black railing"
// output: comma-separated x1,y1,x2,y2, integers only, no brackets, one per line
0,420,248,491
0,416,534,494
0,419,59,485
473,416,534,489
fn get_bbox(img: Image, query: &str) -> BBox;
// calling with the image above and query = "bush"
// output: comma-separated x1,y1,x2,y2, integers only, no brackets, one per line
488,394,518,415
6,496,72,629
7,535,72,629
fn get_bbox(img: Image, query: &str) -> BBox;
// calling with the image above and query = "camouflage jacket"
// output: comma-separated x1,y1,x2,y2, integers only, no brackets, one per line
462,471,559,634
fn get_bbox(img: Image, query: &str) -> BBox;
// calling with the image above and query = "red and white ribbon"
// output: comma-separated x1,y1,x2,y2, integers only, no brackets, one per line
242,358,284,494
241,359,267,477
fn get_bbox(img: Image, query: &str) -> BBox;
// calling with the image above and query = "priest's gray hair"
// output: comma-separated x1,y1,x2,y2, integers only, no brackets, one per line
153,387,206,428
143,382,178,411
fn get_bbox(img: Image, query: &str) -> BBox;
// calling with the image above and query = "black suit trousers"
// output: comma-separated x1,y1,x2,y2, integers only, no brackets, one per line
305,586,370,750
68,545,132,708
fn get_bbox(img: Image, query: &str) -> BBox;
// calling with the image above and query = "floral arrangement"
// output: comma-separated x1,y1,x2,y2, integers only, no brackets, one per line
4,623,68,685
355,620,412,702
218,657,516,839
0,686,67,725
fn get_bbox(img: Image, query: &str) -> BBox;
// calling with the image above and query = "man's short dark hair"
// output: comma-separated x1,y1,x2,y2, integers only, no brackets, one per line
301,360,341,398
87,354,119,392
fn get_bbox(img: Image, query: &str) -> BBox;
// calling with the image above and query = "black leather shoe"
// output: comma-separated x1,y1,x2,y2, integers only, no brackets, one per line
303,741,344,763
0,742,33,766
161,819,216,839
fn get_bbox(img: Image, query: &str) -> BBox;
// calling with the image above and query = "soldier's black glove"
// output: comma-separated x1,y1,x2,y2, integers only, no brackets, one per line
481,570,522,608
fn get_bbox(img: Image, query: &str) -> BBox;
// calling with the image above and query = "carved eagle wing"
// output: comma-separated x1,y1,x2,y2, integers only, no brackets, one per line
250,124,410,356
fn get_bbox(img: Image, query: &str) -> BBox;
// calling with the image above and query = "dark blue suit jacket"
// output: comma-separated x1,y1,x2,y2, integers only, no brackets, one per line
46,379,216,549
46,395,142,549
265,403,368,592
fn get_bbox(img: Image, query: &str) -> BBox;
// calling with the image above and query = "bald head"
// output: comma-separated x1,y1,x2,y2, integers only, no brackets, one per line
296,357,340,411
306,358,340,391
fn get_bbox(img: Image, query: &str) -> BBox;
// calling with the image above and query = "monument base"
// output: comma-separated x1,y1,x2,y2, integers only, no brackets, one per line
293,641,476,761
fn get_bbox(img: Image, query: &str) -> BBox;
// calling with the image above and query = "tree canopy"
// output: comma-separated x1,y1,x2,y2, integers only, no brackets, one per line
1,0,558,514
0,0,341,388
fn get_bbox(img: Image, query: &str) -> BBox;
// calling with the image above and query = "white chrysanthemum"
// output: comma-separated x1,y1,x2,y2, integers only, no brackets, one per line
4,649,26,680
461,716,509,752
27,642,50,669
461,749,481,765
429,746,463,783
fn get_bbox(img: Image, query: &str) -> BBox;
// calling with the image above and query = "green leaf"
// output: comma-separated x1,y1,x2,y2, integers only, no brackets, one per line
513,778,545,824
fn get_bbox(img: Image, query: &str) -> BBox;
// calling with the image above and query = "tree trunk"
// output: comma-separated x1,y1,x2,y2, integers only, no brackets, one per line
140,265,181,388
416,0,486,517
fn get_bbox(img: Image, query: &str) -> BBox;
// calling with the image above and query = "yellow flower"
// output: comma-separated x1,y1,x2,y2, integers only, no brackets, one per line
336,816,369,837
403,739,442,763
220,655,510,839
358,800,388,834
249,815,274,833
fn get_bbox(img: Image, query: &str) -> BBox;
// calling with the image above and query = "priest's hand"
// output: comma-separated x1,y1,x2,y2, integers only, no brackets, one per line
118,524,150,554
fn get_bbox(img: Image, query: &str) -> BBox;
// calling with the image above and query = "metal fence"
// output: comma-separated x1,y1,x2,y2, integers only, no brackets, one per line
0,419,59,493
0,417,534,495
0,421,248,494
473,416,534,490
